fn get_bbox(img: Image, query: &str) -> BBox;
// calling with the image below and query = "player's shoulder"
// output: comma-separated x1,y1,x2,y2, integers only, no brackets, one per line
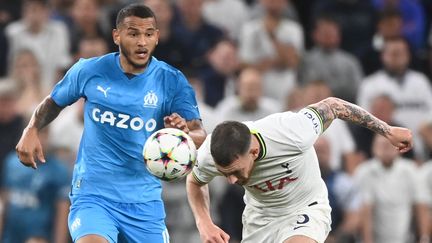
71,53,116,73
150,57,183,77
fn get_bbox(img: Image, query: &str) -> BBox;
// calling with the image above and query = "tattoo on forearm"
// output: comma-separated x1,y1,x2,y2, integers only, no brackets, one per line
313,98,390,136
31,97,63,130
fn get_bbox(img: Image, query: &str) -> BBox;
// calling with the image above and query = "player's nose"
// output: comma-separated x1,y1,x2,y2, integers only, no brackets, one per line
227,175,238,184
137,35,147,46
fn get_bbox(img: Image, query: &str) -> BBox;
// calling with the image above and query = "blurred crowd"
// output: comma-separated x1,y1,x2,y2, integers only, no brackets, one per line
1,0,432,242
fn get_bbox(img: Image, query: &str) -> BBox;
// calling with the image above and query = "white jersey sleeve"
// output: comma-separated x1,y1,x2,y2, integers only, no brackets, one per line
259,108,323,152
191,135,222,185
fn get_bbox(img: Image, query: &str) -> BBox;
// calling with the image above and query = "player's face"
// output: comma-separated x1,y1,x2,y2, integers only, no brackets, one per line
113,16,159,73
216,153,255,186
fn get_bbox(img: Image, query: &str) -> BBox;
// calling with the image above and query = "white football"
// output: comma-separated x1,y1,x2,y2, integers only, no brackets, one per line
143,128,197,181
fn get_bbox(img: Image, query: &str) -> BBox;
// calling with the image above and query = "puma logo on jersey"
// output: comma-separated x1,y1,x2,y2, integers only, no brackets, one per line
97,85,111,97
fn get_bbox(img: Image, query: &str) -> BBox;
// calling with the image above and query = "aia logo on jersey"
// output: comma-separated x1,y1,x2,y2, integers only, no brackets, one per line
144,91,158,108
250,162,297,192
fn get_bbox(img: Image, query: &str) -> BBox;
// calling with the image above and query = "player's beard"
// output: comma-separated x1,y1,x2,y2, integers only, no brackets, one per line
120,43,151,71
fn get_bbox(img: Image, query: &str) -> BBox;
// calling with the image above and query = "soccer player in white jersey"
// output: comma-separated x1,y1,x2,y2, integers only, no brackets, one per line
186,97,413,243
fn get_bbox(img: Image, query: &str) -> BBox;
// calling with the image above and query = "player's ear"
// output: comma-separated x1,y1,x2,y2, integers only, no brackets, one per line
112,29,120,46
250,147,259,160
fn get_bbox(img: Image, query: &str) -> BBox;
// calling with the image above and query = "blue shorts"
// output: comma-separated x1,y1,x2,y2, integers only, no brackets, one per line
68,195,169,243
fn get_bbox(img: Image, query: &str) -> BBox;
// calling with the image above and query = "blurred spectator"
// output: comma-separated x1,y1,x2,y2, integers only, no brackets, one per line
0,80,25,182
284,86,304,112
187,74,219,133
172,0,224,70
351,94,414,160
372,0,426,51
300,15,363,103
312,0,376,58
421,160,432,242
0,127,70,243
248,0,299,21
5,0,72,91
75,36,109,60
355,134,430,243
144,0,186,69
419,119,432,160
162,180,201,243
217,184,245,243
358,37,432,160
48,0,74,24
202,0,250,41
303,81,358,172
24,237,49,243
199,39,240,107
361,9,404,75
9,49,44,118
49,99,84,166
0,0,22,76
216,67,281,122
68,0,106,55
315,137,360,243
238,0,303,102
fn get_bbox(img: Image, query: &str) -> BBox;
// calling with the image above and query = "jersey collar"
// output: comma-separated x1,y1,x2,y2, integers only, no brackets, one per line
250,129,267,161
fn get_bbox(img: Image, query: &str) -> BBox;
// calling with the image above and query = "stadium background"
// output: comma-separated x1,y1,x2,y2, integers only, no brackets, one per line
1,0,432,242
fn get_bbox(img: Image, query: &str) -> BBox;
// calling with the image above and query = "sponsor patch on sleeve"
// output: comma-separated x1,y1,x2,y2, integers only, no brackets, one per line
300,108,323,135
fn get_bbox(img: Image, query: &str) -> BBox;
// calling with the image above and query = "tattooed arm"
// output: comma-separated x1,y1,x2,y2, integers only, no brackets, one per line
309,97,413,153
15,96,64,169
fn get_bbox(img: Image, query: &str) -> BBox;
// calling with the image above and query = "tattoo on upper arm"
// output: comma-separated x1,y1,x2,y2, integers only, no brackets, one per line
32,97,63,130
311,98,390,136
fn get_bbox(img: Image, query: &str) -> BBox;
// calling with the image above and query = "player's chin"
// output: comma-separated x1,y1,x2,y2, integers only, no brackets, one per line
131,58,149,69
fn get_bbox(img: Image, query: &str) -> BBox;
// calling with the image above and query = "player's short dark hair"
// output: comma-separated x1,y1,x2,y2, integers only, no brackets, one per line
116,3,156,28
210,121,251,167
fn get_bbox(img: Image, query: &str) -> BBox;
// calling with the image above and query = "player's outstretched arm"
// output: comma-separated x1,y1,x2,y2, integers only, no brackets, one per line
186,174,230,243
15,96,64,169
309,97,413,153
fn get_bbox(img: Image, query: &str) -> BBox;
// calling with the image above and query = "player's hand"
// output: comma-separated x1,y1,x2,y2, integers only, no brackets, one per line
198,222,230,243
164,113,189,133
386,126,413,153
15,127,46,169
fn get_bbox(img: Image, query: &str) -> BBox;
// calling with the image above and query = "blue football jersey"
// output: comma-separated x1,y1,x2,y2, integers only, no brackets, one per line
51,53,201,203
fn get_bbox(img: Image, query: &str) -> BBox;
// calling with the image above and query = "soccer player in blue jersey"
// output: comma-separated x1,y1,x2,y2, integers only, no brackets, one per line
15,3,206,243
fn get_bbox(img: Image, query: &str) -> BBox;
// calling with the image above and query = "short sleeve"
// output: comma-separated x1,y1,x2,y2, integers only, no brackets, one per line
170,71,201,121
278,108,324,151
50,59,87,107
191,136,222,184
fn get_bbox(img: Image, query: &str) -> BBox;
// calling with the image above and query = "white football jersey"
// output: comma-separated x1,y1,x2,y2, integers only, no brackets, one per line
192,108,330,215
